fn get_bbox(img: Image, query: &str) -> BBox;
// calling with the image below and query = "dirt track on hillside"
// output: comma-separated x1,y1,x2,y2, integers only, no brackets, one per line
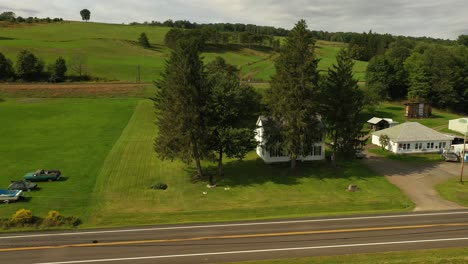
363,150,466,211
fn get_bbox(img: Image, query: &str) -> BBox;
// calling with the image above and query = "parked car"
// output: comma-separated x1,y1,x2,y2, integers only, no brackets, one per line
24,169,61,182
442,151,460,162
0,189,23,204
8,180,38,191
355,149,366,159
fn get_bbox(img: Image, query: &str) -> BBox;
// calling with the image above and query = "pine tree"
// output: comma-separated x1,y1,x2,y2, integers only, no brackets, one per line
0,52,14,81
321,49,364,165
138,32,150,48
266,19,321,168
49,57,67,82
154,38,209,178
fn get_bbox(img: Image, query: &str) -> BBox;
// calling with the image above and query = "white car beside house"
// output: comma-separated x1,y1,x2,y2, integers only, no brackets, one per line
372,122,452,154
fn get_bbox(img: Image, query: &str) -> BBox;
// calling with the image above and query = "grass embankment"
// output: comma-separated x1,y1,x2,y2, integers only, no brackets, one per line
86,99,411,227
437,179,468,207
225,247,468,264
0,22,367,82
367,147,444,163
0,98,138,218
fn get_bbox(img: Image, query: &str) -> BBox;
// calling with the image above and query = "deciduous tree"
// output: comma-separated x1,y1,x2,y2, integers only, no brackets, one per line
15,50,44,81
205,57,260,184
80,9,91,22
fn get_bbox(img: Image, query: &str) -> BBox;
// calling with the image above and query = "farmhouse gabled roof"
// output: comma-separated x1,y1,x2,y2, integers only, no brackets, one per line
372,122,451,142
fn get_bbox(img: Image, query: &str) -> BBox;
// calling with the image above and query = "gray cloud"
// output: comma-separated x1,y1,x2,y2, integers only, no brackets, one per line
0,0,466,39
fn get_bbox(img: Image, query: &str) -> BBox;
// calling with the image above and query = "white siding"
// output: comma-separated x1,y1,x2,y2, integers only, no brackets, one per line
373,135,450,154
255,118,325,163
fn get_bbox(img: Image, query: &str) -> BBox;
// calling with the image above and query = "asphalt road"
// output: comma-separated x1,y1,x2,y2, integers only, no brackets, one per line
2,211,468,264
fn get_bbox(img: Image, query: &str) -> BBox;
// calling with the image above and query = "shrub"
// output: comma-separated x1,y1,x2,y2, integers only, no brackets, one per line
10,209,33,225
151,183,168,190
64,216,81,227
43,210,64,227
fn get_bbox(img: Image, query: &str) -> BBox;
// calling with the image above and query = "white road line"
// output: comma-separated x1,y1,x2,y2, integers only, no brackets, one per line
2,211,468,240
35,236,468,264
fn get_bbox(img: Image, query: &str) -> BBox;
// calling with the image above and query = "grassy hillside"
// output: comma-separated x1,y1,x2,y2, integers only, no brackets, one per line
0,22,367,82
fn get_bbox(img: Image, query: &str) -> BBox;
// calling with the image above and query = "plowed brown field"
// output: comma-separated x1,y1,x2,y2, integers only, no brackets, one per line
0,82,153,98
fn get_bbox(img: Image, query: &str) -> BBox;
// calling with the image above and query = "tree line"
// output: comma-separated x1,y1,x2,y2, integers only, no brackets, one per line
155,20,365,185
366,38,468,114
130,19,289,36
0,50,90,82
0,11,63,24
164,28,281,51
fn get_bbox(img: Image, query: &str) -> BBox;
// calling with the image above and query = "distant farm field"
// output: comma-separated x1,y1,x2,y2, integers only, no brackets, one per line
0,22,367,82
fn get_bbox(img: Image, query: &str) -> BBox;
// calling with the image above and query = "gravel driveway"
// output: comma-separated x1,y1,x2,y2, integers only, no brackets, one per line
363,150,466,211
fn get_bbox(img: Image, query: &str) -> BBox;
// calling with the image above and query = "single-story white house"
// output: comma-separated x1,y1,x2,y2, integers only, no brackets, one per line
448,118,468,135
255,116,325,163
372,122,453,154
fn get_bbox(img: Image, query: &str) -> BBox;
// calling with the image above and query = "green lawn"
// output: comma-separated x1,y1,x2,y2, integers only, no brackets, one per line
0,22,367,82
225,247,468,264
361,102,463,130
86,99,411,228
0,98,138,218
437,178,468,206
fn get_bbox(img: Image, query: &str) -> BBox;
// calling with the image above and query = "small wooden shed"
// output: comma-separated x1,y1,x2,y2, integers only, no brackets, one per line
405,102,431,118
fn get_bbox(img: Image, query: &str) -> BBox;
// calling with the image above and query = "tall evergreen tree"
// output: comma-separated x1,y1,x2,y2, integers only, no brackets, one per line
206,57,260,184
138,32,150,48
265,19,321,168
321,49,364,165
48,57,67,82
154,38,209,178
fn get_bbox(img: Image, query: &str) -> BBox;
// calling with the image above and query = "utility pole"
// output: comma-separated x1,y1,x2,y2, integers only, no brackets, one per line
460,119,467,183
136,65,141,84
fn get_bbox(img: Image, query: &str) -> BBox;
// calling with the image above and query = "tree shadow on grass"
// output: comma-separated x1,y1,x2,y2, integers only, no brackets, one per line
188,158,381,188
0,36,15,40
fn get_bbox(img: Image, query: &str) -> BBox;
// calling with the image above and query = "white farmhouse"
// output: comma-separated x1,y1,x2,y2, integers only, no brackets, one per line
372,122,452,154
448,118,468,135
255,116,326,163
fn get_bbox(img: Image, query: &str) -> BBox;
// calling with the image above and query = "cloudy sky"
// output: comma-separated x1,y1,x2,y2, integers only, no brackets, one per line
1,0,467,39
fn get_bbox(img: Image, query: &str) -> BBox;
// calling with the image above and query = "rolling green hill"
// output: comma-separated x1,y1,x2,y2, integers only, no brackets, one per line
0,22,367,82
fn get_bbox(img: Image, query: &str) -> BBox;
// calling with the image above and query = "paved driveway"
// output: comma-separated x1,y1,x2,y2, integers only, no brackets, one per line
363,150,466,211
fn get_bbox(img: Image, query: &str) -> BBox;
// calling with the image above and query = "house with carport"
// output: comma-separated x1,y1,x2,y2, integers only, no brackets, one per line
372,122,452,154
